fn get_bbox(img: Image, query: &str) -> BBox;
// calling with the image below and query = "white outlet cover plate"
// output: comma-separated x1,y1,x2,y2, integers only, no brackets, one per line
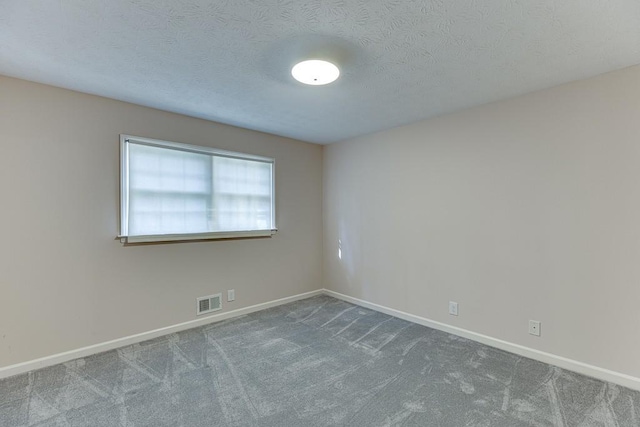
227,289,235,302
529,320,541,336
449,301,458,316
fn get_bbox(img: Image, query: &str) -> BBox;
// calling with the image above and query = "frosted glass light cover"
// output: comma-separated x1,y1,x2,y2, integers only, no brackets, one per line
291,60,340,85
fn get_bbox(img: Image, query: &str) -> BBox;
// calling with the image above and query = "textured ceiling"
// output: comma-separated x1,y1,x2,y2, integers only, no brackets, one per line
1,1,640,144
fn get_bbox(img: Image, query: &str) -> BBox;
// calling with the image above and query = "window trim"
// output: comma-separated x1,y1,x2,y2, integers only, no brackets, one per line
119,134,277,244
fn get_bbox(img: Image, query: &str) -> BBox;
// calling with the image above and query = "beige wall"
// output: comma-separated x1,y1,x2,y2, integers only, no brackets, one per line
0,76,323,367
324,65,640,378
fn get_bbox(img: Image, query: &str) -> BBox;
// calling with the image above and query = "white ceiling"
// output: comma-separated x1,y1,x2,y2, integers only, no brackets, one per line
1,1,639,144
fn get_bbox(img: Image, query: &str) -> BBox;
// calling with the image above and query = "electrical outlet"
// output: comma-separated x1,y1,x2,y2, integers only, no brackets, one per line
449,301,459,316
227,289,235,302
529,320,541,336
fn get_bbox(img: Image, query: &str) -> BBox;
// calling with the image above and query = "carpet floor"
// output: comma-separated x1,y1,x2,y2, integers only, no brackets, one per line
1,295,639,426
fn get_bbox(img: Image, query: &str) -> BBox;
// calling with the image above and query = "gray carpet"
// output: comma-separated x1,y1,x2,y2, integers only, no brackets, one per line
1,295,639,426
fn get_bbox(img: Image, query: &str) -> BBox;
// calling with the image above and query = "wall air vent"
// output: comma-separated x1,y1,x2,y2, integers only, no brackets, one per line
196,293,222,315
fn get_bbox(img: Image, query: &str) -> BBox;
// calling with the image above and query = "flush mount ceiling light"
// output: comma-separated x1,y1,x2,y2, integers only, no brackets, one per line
291,59,340,85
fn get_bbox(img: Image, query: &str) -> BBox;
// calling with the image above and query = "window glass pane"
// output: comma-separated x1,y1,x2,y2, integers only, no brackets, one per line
128,144,211,235
212,157,273,231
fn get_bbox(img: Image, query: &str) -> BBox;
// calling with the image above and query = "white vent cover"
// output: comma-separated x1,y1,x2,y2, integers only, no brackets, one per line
196,293,222,315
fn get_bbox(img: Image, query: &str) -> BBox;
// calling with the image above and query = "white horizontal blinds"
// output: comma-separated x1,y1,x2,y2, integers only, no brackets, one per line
212,156,273,231
123,137,275,239
128,143,212,236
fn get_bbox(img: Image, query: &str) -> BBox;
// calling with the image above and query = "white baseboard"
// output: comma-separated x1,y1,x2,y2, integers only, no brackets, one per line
324,289,640,392
0,289,323,380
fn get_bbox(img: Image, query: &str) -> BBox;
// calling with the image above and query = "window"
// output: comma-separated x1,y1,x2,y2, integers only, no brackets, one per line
119,135,276,243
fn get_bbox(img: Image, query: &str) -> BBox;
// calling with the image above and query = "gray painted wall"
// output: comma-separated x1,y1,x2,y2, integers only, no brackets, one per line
323,65,640,379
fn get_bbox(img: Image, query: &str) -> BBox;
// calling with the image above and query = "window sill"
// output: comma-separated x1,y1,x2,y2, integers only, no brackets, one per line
119,229,277,245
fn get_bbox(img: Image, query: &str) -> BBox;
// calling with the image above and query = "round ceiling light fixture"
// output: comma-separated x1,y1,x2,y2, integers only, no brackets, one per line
291,59,340,85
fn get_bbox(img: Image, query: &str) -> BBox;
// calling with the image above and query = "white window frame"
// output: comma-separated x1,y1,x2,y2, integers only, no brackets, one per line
119,135,276,244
